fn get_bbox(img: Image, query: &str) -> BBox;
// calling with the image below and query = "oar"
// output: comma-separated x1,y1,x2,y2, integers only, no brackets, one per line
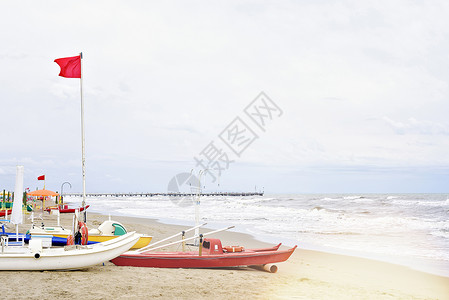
139,225,235,252
134,223,207,253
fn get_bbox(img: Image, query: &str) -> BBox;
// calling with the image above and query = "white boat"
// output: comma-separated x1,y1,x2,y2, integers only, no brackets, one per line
0,166,141,271
0,231,141,271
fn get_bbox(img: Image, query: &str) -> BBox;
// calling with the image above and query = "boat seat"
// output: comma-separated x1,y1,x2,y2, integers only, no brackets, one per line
89,229,101,235
6,236,25,247
0,224,25,247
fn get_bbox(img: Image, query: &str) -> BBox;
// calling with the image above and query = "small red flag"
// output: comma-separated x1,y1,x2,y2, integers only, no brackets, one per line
54,55,81,78
38,175,45,181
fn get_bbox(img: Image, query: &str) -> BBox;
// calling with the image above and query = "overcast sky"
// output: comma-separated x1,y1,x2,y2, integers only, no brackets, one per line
1,1,449,193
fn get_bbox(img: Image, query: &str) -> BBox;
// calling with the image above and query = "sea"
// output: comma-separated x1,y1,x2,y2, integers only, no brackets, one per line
65,193,449,277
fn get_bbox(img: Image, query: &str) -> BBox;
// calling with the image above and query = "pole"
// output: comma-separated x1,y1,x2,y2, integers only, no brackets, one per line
182,231,186,252
142,225,234,252
198,234,203,256
194,170,203,245
80,52,87,222
135,223,207,253
194,169,208,245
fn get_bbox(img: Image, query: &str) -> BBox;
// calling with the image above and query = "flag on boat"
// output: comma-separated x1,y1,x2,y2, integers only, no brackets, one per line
37,175,45,180
54,55,81,78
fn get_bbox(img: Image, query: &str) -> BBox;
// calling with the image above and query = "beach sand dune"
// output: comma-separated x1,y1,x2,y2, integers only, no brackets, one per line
4,213,449,300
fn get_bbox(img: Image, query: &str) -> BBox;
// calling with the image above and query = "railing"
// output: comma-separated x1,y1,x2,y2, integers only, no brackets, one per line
64,192,264,197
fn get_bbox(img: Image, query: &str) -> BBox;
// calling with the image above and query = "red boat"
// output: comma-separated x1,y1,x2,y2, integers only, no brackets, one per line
0,209,12,217
45,205,90,213
111,238,297,269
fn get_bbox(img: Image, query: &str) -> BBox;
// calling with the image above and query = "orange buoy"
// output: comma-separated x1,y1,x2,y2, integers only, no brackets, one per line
223,246,244,252
67,235,74,246
79,222,89,245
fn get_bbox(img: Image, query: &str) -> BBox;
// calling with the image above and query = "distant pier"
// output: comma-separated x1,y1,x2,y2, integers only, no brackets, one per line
64,192,264,197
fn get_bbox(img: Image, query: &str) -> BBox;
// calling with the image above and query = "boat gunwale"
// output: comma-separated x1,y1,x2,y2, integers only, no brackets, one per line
118,246,297,260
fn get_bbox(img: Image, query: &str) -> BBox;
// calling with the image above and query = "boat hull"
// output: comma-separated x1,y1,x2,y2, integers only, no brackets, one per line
0,232,140,271
5,233,84,246
45,205,89,213
28,221,152,249
111,246,297,268
51,234,151,249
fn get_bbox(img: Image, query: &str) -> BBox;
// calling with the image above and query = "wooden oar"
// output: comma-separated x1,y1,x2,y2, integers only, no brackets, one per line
134,223,207,253
139,225,235,252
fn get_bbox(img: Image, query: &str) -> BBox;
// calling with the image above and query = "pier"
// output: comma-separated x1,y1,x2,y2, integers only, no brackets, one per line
64,192,264,197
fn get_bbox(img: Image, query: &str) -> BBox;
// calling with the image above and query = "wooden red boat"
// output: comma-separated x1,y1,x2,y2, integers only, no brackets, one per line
45,205,90,214
111,238,297,269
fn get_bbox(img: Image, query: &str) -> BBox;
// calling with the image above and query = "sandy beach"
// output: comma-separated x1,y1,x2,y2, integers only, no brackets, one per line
3,212,449,300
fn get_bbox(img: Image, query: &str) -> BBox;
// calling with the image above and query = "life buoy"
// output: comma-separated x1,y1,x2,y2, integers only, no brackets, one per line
67,235,74,245
67,222,88,245
223,246,244,252
79,222,89,245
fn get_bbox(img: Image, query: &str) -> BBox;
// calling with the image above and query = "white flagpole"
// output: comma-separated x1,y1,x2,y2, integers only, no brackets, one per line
80,52,87,222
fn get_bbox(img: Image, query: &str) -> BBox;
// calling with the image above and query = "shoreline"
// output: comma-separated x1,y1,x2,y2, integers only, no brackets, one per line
88,209,449,278
6,211,449,299
65,193,449,279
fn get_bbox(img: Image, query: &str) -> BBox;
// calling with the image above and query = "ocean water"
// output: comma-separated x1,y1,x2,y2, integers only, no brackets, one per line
65,193,449,276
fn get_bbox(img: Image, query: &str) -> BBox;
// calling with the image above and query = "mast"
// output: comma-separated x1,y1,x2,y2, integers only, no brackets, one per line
80,52,87,222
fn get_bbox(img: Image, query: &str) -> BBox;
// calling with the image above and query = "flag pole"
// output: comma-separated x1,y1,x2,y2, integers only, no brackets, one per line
80,52,87,222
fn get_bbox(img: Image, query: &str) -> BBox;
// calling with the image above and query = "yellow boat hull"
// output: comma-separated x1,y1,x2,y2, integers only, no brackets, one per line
52,234,152,249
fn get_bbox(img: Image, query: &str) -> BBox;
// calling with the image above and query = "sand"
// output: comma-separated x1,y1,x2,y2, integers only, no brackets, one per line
3,212,449,300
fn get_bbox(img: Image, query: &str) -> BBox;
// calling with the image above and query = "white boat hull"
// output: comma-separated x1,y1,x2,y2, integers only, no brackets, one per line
0,232,140,271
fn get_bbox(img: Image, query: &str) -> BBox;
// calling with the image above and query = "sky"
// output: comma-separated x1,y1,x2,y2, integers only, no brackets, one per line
1,1,449,193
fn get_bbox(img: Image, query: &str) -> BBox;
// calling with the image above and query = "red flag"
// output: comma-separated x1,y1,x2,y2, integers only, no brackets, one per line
54,55,81,78
37,175,45,181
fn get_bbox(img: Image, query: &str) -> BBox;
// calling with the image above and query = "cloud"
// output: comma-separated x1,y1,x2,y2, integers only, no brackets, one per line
382,117,449,135
1,1,449,192
0,52,28,60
